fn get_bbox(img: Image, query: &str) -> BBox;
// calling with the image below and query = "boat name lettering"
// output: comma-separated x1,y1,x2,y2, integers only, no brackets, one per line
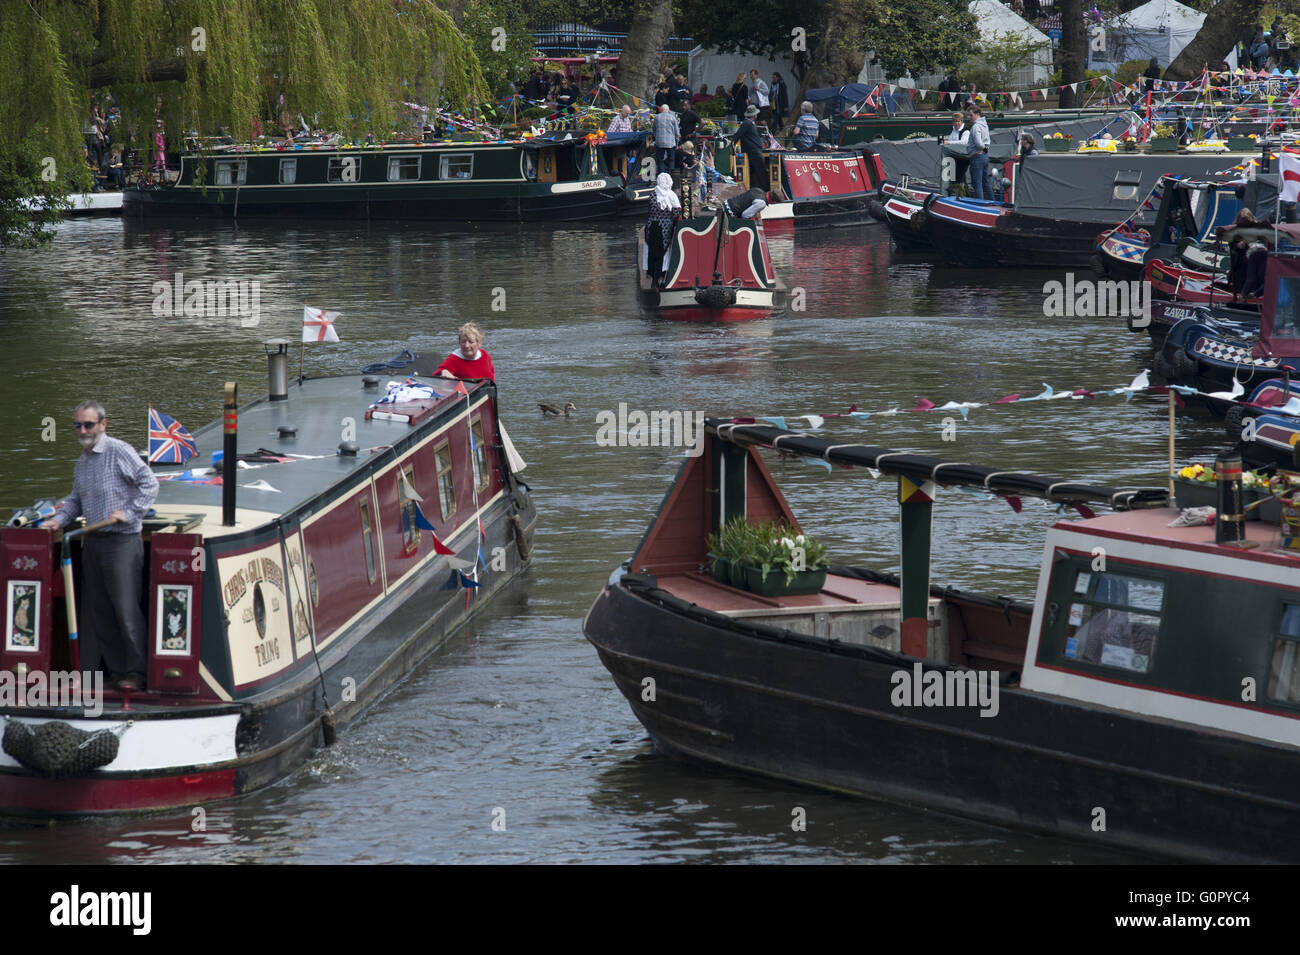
889,662,999,717
223,568,248,609
253,636,282,667
793,162,842,176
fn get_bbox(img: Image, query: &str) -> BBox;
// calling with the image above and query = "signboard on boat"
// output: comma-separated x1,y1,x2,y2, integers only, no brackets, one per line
782,155,872,200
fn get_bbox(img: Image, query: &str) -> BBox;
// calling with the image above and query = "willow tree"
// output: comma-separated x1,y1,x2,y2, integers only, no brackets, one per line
1,0,487,248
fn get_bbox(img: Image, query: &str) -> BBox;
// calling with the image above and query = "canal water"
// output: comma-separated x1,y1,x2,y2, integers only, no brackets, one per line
0,215,1228,863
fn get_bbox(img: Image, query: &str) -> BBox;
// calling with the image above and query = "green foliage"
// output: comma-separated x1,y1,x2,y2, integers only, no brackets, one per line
857,0,977,80
1114,58,1152,86
707,516,828,585
679,0,811,59
460,0,538,100
1,0,488,248
962,30,1050,91
696,94,727,117
1047,67,1111,86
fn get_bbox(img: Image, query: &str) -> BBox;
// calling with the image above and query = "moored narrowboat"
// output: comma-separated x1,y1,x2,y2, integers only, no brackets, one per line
123,133,637,222
0,346,535,813
583,418,1300,862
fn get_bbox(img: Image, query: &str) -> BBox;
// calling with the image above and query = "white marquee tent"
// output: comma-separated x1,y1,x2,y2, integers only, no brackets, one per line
1092,0,1224,70
859,0,1052,90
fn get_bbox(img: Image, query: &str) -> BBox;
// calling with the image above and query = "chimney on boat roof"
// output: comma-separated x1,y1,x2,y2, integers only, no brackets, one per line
1215,450,1247,547
265,339,289,401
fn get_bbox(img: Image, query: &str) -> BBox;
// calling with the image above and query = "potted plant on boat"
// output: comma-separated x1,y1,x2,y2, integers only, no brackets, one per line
1149,122,1177,152
1121,134,1138,152
707,516,829,596
1228,132,1256,151
1043,132,1072,152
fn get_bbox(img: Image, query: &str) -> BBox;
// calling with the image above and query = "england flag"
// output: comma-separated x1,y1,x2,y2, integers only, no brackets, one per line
302,305,341,343
1282,152,1300,204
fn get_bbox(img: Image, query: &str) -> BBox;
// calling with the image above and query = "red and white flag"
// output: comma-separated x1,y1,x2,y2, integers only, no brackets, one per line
1282,152,1300,203
302,305,340,343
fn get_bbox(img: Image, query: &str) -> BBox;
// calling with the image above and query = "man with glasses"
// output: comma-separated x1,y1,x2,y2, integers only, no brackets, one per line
41,400,158,690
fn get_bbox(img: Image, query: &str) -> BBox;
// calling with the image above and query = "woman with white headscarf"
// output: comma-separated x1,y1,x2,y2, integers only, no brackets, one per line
644,172,681,287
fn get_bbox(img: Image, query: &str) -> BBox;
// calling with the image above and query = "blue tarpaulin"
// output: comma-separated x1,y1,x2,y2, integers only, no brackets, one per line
804,84,916,142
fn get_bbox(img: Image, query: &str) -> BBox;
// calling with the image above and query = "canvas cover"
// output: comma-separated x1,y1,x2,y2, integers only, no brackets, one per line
1256,253,1300,358
1013,156,1273,223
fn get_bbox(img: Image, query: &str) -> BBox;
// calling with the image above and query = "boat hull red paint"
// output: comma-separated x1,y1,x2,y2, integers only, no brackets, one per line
0,769,235,814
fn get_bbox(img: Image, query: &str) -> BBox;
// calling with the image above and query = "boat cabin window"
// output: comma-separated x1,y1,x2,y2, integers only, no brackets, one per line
1268,604,1300,704
1061,569,1163,674
328,157,360,183
215,160,247,186
359,498,378,584
279,158,297,184
388,155,421,182
439,154,474,180
399,465,420,554
435,441,456,519
1112,170,1141,202
471,417,489,493
1275,277,1300,337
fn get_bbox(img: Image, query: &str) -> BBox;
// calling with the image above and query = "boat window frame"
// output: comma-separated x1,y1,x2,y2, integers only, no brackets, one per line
435,439,456,520
1054,557,1165,676
399,464,421,555
359,497,378,584
279,158,297,185
470,416,490,494
439,153,475,181
327,156,361,184
387,154,422,182
214,159,247,186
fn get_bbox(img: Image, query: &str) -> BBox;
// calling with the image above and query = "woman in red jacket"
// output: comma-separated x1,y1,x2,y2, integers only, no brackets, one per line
435,322,496,381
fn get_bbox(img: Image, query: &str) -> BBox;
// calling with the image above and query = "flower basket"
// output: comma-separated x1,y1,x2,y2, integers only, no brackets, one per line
1173,476,1273,520
1121,139,1138,152
706,517,829,596
1148,137,1178,152
1043,138,1071,152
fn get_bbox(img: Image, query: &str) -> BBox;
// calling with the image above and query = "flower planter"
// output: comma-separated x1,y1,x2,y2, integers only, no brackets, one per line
1121,140,1138,152
1043,138,1071,152
710,554,827,595
1148,137,1178,152
1173,477,1268,520
742,565,827,596
1228,137,1256,151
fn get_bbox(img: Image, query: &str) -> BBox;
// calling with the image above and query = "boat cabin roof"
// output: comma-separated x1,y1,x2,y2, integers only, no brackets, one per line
150,375,492,536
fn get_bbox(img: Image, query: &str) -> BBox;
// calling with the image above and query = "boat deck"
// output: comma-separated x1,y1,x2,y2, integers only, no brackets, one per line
657,570,902,616
1069,506,1300,569
152,373,489,522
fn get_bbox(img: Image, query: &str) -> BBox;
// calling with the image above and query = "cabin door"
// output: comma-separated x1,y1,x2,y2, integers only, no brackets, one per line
538,148,557,183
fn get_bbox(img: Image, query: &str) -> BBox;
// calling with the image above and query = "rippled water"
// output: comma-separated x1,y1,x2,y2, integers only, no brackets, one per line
0,214,1227,863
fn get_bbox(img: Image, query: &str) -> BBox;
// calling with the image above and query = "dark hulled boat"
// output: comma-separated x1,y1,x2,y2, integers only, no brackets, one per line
637,205,784,322
583,418,1300,863
0,347,535,813
123,133,642,221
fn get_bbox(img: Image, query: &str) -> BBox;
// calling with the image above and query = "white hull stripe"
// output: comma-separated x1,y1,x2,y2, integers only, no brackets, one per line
1023,528,1300,749
0,713,240,772
658,289,775,308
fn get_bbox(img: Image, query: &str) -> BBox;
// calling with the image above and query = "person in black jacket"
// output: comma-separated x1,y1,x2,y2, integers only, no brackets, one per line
679,104,701,142
734,105,769,191
729,73,749,120
770,73,790,130
1143,57,1162,92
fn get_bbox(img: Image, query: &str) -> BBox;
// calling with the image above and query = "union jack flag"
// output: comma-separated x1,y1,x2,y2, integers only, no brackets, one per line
148,408,197,464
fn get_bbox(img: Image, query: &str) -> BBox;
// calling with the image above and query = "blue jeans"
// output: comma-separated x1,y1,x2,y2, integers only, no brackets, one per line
968,152,990,200
655,147,676,173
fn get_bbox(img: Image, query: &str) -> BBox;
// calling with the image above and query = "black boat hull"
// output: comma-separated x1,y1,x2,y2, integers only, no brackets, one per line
585,579,1300,863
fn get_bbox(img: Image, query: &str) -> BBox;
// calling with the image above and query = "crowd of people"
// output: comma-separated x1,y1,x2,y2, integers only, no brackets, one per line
1245,17,1294,73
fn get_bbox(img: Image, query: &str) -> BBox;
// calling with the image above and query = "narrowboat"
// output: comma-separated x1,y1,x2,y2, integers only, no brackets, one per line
637,203,784,322
879,182,936,252
712,139,883,231
1095,174,1275,280
0,344,536,813
1156,251,1300,401
122,133,641,222
582,418,1300,863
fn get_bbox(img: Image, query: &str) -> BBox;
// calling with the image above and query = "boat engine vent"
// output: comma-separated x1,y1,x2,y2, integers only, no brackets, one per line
362,375,381,390
277,425,297,440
